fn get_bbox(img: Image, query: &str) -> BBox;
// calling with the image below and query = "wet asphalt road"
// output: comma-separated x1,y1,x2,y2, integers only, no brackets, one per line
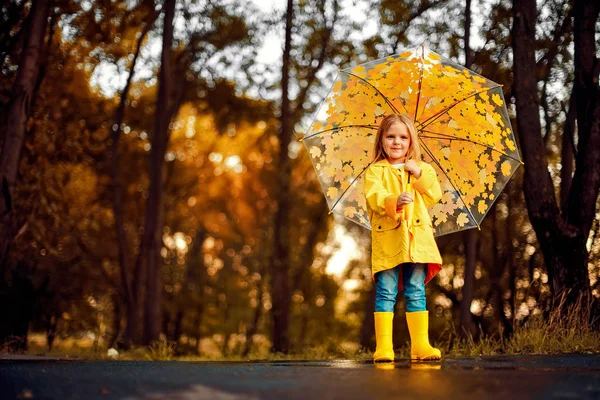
1,355,600,400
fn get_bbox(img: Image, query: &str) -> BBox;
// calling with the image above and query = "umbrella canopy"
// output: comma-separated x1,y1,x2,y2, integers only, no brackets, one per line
302,46,522,236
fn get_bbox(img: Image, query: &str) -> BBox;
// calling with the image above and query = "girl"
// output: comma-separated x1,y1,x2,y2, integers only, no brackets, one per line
363,114,443,362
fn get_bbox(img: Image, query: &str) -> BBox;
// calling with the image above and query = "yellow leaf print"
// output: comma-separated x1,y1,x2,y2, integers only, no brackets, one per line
442,191,454,204
456,213,469,227
435,212,448,224
334,169,346,183
492,93,503,106
505,138,516,151
428,52,441,61
477,200,487,214
327,187,338,199
475,101,487,114
344,206,357,218
309,146,321,158
501,161,512,176
352,65,366,75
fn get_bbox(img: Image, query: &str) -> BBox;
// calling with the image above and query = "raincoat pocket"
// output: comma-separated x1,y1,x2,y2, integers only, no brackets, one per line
410,219,437,259
372,217,407,259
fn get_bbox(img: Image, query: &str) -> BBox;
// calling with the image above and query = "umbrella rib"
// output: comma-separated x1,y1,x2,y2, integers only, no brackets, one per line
329,160,376,214
342,71,403,115
302,124,378,141
413,45,425,121
420,130,521,163
419,139,480,229
418,85,502,130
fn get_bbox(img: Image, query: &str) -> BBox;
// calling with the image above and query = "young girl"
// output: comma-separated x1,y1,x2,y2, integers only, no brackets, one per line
363,114,443,362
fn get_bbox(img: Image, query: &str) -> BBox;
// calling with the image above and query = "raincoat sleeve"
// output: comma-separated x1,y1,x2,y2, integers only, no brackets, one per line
412,162,442,207
364,165,399,219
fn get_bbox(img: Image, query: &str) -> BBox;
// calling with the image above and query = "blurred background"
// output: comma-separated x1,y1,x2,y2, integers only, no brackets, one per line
0,0,599,359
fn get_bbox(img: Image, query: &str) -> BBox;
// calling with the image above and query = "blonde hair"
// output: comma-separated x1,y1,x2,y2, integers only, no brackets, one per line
372,114,421,163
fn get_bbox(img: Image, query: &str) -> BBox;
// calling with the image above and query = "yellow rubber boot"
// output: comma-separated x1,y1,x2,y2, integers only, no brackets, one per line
406,311,441,361
373,312,395,362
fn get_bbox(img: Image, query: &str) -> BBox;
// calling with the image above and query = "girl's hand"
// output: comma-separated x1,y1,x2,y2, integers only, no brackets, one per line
405,160,421,179
396,191,414,207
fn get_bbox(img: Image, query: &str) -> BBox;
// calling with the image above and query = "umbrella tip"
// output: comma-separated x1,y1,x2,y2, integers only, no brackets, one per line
328,210,333,215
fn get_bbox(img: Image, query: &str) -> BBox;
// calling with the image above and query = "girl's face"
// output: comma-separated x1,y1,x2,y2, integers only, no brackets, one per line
383,122,411,164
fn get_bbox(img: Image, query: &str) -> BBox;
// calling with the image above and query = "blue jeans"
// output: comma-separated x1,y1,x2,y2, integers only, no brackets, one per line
374,263,427,312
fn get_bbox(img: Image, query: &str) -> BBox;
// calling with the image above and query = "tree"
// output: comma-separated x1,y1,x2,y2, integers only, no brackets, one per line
269,0,295,354
138,0,177,345
269,0,355,354
512,0,600,308
0,0,51,281
459,0,477,340
108,2,158,349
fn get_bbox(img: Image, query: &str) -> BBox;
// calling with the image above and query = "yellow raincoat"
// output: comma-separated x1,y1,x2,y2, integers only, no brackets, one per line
364,159,442,289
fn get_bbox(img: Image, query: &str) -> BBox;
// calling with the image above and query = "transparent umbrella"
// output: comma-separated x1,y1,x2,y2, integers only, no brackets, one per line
301,46,522,236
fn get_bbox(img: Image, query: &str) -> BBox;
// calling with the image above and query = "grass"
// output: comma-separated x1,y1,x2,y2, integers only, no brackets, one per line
445,297,600,357
12,299,600,361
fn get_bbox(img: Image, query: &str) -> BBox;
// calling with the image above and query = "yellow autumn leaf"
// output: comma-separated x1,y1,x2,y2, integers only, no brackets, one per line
309,146,321,158
327,187,338,199
501,161,512,176
352,65,366,75
334,169,346,183
428,52,441,60
492,93,503,106
475,101,487,114
435,212,448,225
441,191,454,204
477,200,487,214
456,213,469,227
505,138,516,151
344,206,357,217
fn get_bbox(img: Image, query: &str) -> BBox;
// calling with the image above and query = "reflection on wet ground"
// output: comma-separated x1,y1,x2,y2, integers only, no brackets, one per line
248,353,600,371
2,354,600,400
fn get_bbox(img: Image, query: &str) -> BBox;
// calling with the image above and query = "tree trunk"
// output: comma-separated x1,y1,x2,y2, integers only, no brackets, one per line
242,289,262,358
512,0,598,308
269,0,294,354
560,94,576,207
459,0,476,340
107,292,122,349
464,0,472,68
358,283,376,351
113,15,155,348
561,0,600,300
0,0,50,281
460,230,477,338
141,0,177,345
290,199,327,349
173,229,206,346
